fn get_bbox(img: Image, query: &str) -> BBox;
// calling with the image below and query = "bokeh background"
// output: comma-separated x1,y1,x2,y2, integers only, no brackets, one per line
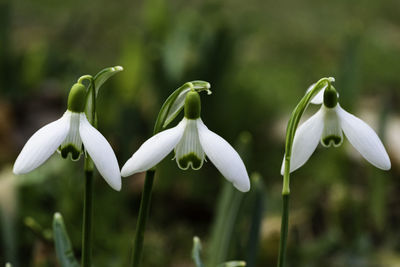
1,0,400,266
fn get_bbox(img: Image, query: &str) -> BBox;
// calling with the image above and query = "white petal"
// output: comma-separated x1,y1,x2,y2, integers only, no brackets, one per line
79,114,121,191
13,111,71,174
337,105,391,170
121,118,187,177
197,119,250,192
281,108,324,175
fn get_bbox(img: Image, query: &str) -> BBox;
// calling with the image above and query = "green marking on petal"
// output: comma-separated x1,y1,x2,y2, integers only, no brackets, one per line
177,153,203,170
59,144,82,161
321,135,342,147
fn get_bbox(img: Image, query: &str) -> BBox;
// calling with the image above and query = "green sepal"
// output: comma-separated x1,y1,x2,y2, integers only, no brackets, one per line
67,83,86,112
84,66,123,125
153,80,210,135
52,212,79,267
191,236,204,267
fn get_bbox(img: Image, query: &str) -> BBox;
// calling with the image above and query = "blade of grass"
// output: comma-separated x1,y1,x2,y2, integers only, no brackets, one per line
245,173,265,267
207,132,252,266
52,213,79,267
192,236,204,267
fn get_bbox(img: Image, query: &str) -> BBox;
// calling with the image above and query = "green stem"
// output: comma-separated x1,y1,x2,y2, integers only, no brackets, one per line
82,157,94,267
90,79,97,127
79,75,96,267
282,158,291,195
278,152,291,267
131,170,156,267
277,194,290,267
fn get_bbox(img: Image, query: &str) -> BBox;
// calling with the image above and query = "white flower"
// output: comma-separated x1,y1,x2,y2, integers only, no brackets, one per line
13,84,121,191
281,85,391,174
121,91,250,192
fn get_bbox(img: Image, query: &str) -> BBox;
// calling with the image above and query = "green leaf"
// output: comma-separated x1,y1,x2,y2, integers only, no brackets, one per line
5,263,12,267
85,66,124,124
52,213,79,267
218,261,246,267
207,181,244,267
207,132,252,267
245,173,265,267
153,80,211,134
191,236,204,267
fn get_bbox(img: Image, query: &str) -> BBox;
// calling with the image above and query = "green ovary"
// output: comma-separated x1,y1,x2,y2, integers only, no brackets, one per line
67,83,86,112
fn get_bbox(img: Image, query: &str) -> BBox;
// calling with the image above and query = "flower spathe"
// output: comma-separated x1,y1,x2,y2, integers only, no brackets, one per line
121,91,250,192
281,85,391,174
13,84,121,191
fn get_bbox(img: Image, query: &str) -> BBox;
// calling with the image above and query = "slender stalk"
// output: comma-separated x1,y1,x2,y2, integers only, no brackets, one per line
277,194,289,267
131,170,156,267
82,157,94,267
277,157,291,267
81,75,96,267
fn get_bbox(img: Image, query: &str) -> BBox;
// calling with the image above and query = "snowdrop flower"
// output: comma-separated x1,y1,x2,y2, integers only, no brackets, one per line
121,90,250,192
282,85,391,174
13,83,121,190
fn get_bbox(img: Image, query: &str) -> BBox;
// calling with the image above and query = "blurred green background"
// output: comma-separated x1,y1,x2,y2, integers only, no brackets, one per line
0,0,400,266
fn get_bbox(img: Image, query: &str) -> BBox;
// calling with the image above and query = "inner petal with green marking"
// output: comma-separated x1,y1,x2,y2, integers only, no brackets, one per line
321,107,343,147
58,111,83,161
174,119,205,170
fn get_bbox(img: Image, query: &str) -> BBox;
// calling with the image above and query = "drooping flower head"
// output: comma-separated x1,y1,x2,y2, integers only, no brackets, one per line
121,89,250,192
13,82,121,190
282,83,391,174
